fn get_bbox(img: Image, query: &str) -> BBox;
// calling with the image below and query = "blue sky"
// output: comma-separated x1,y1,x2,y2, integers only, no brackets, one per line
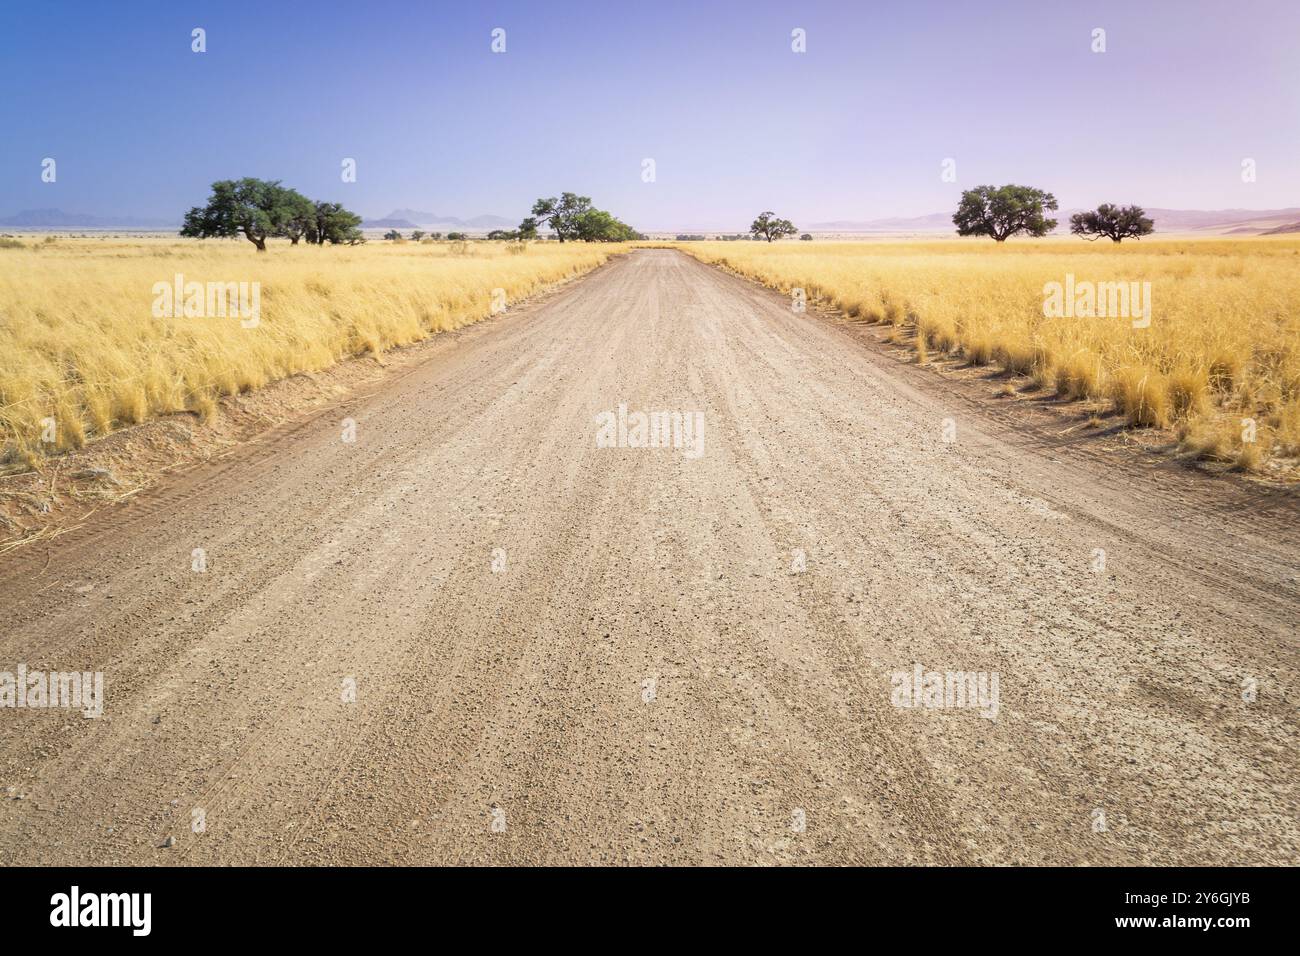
1,0,1298,230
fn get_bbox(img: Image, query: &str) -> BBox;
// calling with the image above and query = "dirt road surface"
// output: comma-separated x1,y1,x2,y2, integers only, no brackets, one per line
1,249,1296,865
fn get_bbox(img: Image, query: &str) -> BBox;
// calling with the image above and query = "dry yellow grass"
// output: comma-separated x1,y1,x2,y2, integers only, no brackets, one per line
680,237,1300,471
0,237,622,468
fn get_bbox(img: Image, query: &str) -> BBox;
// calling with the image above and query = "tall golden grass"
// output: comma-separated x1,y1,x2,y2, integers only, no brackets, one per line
681,237,1300,471
0,237,621,467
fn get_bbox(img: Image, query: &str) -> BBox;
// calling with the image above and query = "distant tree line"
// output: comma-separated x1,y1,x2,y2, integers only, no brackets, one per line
684,233,785,241
181,178,363,251
679,229,814,242
380,193,645,243
383,230,464,241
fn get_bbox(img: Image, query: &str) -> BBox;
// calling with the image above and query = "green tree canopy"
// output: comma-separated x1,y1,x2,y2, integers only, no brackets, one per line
180,179,362,250
279,190,316,245
953,185,1059,242
181,178,310,251
574,208,640,242
1069,204,1154,243
750,211,798,242
523,193,639,241
528,193,594,242
306,202,363,245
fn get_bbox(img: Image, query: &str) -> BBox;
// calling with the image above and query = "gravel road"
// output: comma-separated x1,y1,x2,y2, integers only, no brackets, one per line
1,249,1296,865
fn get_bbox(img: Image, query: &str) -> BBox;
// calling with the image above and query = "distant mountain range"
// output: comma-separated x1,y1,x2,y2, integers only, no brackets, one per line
0,207,516,233
363,209,516,230
809,207,1300,235
0,208,179,229
1261,220,1300,235
809,212,954,232
361,218,421,230
1138,207,1300,233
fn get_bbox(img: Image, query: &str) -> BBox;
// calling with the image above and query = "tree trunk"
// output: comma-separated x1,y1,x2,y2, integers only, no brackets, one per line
243,225,267,252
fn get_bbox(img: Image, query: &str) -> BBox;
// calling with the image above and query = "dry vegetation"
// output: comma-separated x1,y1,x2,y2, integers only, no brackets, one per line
681,237,1300,472
0,237,621,469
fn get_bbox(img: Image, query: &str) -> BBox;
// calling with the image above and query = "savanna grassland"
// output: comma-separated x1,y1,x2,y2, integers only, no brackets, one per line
680,237,1300,472
0,237,622,468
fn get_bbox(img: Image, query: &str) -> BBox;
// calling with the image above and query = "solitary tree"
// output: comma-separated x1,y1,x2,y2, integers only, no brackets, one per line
383,229,403,241
528,193,593,242
410,230,427,242
1069,204,1154,243
750,211,798,242
953,185,1058,242
180,178,310,252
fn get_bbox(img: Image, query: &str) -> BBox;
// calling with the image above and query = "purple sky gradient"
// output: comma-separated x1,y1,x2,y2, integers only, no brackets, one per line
1,0,1297,230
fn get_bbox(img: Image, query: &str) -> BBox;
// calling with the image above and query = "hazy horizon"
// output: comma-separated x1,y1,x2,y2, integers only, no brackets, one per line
3,0,1298,232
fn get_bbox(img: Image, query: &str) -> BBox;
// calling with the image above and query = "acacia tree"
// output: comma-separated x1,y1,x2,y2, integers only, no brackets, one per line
750,211,798,242
181,178,311,251
1069,204,1154,243
280,190,317,245
953,185,1059,241
522,195,640,241
306,202,363,245
574,208,640,241
527,193,592,242
306,202,364,247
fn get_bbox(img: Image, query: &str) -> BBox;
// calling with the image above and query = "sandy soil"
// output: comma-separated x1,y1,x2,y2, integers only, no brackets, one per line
0,249,1295,865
